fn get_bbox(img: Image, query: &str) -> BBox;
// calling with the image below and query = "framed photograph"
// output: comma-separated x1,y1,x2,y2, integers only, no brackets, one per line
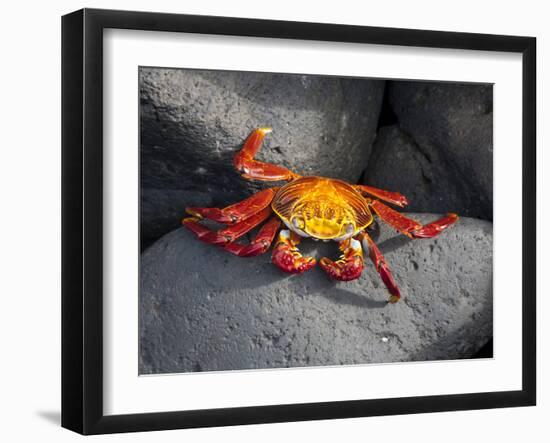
62,8,536,435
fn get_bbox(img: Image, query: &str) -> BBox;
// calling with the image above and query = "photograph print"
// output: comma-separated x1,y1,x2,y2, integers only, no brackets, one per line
139,67,493,375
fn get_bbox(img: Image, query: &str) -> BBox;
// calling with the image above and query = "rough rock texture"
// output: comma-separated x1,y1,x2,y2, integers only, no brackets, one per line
367,81,493,220
140,68,385,192
141,189,214,251
139,214,493,374
363,125,475,217
139,68,385,248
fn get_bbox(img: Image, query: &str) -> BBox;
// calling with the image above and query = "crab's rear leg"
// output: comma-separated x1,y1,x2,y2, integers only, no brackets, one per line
360,232,401,303
185,188,277,225
183,206,272,246
224,217,281,257
319,237,364,281
272,230,316,274
234,128,301,181
355,184,409,208
370,200,458,238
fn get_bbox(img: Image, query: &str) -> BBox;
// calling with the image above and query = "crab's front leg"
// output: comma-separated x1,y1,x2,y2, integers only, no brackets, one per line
272,230,316,274
319,237,364,281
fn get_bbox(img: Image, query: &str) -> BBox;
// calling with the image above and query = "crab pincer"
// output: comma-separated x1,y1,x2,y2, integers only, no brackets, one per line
319,238,364,281
272,230,316,274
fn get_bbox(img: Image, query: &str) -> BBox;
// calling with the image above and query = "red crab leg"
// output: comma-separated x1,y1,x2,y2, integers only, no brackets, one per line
185,188,277,225
319,237,364,281
224,217,281,257
183,206,272,245
272,230,316,274
355,184,409,208
360,232,401,303
233,128,301,181
370,200,458,239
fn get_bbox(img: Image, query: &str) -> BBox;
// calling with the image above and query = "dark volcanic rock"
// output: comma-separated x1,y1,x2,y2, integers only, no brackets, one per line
140,189,214,251
377,81,493,220
362,125,474,216
139,68,385,249
139,68,385,194
139,214,493,374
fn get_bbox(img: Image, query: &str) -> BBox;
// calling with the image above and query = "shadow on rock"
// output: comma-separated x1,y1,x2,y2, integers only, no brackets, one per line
377,235,413,255
317,284,389,309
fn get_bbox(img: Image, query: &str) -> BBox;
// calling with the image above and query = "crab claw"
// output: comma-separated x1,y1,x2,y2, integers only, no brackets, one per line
319,238,364,281
272,230,316,274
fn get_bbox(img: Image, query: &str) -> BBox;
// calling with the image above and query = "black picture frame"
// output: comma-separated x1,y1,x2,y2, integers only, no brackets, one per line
61,8,536,435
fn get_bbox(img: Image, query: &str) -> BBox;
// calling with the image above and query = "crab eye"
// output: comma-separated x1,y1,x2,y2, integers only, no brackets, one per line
345,223,355,235
292,216,305,230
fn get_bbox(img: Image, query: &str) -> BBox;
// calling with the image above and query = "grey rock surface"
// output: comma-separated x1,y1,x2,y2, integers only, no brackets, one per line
362,125,476,217
140,214,493,374
379,81,493,220
139,67,384,193
141,189,214,251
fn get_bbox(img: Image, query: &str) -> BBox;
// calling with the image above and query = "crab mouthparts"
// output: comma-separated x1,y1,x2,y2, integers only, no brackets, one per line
304,219,348,240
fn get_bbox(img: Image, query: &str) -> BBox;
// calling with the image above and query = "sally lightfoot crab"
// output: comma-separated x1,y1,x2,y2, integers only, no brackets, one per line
183,128,458,303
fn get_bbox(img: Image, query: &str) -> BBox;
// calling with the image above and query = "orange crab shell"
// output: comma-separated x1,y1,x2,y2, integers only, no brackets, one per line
271,176,374,240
